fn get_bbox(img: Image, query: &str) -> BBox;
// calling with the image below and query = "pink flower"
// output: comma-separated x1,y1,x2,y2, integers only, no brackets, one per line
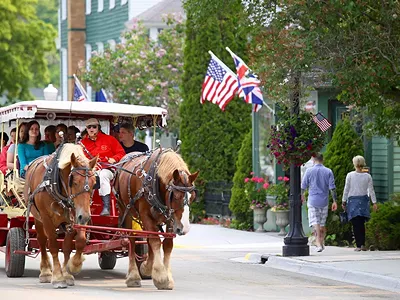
283,177,290,182
278,176,283,181
263,182,269,189
244,178,250,183
250,172,254,175
257,177,264,183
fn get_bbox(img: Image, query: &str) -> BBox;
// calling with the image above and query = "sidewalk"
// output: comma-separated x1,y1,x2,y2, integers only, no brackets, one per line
175,225,400,293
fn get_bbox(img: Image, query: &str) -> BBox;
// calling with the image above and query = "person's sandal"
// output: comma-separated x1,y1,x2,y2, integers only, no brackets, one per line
354,247,361,252
361,245,367,251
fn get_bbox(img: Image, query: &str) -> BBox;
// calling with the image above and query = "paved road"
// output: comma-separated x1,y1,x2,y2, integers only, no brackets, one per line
0,225,398,299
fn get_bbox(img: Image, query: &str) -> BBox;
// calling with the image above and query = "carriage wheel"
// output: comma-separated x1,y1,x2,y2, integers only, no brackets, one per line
98,251,117,270
5,227,26,277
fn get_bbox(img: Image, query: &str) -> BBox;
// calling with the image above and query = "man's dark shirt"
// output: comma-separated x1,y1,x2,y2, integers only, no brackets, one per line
121,140,149,154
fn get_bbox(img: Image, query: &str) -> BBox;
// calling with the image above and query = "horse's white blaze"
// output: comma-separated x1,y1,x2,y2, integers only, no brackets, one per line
182,192,191,234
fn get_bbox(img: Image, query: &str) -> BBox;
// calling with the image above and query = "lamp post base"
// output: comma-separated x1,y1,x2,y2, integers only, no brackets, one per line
282,243,309,257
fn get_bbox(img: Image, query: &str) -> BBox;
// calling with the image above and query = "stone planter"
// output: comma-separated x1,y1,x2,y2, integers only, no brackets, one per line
253,207,267,232
266,195,277,207
275,210,290,236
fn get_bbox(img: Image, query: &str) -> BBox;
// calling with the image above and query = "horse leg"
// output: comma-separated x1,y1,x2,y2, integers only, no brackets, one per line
67,228,86,276
35,220,52,283
162,236,174,290
139,238,154,277
62,232,75,286
42,219,67,288
125,237,142,287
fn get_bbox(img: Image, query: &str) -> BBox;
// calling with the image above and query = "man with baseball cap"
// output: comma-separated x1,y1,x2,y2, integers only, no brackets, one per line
81,118,125,216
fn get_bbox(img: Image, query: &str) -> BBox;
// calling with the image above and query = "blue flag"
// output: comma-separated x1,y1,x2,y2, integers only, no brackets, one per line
95,89,108,102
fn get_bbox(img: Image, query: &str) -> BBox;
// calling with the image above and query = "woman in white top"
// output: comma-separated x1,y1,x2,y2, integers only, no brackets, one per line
342,155,377,251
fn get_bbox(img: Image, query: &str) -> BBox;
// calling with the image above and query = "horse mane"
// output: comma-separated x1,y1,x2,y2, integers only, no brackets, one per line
58,144,89,169
157,150,189,185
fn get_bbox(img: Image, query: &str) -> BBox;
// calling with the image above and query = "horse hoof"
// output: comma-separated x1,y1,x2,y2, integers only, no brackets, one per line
52,280,68,289
66,262,81,276
139,262,152,277
39,275,52,283
125,278,141,288
65,277,75,286
153,278,169,290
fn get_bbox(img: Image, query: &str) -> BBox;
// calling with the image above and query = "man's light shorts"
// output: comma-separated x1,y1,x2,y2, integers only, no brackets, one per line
308,205,329,227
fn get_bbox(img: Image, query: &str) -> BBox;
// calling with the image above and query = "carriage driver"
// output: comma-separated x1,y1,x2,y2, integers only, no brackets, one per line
81,118,125,216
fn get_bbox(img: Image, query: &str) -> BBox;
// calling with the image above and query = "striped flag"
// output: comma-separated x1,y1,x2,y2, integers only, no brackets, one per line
73,74,89,102
313,112,332,132
201,58,239,111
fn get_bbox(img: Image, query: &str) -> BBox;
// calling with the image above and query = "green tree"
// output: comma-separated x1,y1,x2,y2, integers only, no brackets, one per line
246,0,400,140
0,0,56,101
324,118,364,245
36,0,60,87
83,16,185,133
229,129,253,227
181,0,251,219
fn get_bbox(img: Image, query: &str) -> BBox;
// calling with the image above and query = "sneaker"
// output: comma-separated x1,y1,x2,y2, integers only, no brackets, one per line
361,245,367,251
316,246,323,252
354,247,361,252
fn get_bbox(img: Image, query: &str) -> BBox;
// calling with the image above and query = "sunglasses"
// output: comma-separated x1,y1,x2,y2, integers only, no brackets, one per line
86,125,98,129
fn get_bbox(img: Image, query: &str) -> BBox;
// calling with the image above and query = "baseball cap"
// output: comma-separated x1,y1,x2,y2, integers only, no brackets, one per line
85,118,100,127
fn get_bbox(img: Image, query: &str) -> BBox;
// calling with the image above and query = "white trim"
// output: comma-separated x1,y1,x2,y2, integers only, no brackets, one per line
85,44,92,101
96,42,104,54
121,0,128,5
109,0,115,9
61,48,68,101
98,0,104,12
86,0,91,15
107,39,116,51
61,0,67,20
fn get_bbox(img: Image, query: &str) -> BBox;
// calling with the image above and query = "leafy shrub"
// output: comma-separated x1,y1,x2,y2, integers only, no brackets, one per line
229,130,253,226
366,197,400,250
324,118,364,245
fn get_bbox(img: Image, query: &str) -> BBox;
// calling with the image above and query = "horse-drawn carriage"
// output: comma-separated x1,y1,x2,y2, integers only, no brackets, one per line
0,100,198,290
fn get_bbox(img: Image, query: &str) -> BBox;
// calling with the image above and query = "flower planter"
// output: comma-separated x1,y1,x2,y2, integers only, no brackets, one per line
275,210,290,236
266,195,277,207
253,207,267,232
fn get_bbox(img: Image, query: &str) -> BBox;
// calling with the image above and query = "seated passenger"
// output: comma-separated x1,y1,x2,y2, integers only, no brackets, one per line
119,123,149,154
44,125,57,143
67,125,80,143
54,123,68,148
81,118,125,215
0,132,10,174
18,121,55,177
7,123,26,171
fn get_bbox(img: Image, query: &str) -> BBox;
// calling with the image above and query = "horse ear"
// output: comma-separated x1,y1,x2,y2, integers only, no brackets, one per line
70,153,78,167
89,156,98,169
189,171,199,184
172,169,180,182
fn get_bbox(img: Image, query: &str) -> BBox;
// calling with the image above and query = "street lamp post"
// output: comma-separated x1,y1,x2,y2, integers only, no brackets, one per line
282,73,309,257
43,84,58,101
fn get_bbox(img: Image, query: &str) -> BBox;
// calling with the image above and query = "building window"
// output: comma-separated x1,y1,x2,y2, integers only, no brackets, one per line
61,48,68,101
121,0,128,5
96,42,104,54
61,0,67,20
109,0,115,9
98,0,104,12
86,0,91,14
107,40,116,51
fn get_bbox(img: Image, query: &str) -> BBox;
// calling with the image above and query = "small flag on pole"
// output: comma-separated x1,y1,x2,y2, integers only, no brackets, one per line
73,74,89,102
201,57,239,111
313,112,332,132
95,89,109,102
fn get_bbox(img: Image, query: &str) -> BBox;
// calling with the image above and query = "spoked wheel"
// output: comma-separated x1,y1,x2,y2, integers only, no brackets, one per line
98,251,117,270
5,227,26,277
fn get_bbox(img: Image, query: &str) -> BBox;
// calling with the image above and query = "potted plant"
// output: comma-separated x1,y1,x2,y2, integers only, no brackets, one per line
244,173,270,232
268,176,290,235
267,107,326,170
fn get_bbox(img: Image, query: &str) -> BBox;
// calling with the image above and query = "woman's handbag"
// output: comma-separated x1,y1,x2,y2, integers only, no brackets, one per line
339,211,348,224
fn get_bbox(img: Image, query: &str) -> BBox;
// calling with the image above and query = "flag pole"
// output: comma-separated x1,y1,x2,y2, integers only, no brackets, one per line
208,50,237,77
73,74,89,100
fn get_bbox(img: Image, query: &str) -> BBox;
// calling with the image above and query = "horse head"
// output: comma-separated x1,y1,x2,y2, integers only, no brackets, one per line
59,144,98,225
166,169,199,235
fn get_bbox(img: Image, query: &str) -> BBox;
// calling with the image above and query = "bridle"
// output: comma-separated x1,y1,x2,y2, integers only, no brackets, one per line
165,171,196,215
65,166,96,207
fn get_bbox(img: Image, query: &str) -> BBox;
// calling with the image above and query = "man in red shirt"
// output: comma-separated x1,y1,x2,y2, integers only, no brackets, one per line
81,118,125,215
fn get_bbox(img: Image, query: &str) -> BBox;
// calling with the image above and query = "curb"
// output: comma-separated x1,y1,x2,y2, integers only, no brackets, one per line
264,255,400,293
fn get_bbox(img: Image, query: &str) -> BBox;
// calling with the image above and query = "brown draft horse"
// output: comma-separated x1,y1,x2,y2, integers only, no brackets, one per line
116,148,199,290
24,144,98,288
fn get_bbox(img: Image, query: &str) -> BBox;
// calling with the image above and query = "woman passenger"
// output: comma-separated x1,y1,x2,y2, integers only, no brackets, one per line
7,122,27,171
55,123,68,148
18,121,55,177
67,125,80,143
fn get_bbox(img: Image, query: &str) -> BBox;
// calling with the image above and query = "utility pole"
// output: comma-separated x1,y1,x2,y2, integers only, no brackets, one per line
282,73,309,257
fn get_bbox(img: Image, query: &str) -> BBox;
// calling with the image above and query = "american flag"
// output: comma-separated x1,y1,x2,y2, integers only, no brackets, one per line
313,112,332,132
201,58,239,110
73,81,87,102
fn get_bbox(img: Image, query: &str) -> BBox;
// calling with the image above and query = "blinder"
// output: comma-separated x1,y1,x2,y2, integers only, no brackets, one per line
94,175,100,190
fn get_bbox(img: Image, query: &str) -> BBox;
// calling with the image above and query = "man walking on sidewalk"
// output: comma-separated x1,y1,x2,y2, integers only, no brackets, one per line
301,153,337,252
